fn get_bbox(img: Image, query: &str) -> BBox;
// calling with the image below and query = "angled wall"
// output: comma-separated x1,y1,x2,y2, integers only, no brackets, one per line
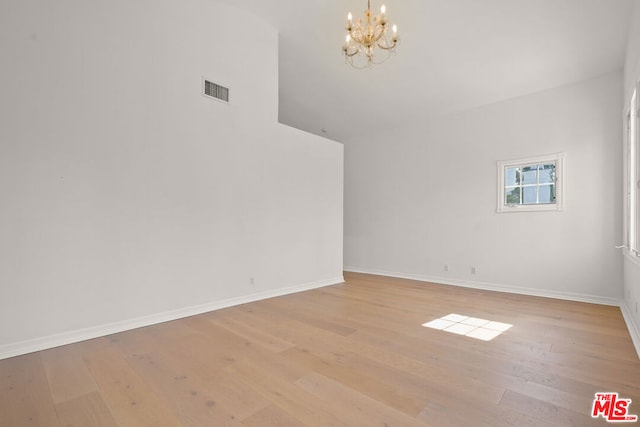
0,0,343,358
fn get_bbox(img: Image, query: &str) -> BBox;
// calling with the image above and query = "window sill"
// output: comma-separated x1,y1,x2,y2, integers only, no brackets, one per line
497,204,562,213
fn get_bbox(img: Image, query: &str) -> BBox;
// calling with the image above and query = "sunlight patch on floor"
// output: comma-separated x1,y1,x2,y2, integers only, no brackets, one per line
422,313,513,341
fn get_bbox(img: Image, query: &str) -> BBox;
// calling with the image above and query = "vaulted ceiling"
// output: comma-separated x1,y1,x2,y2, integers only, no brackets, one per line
218,0,634,142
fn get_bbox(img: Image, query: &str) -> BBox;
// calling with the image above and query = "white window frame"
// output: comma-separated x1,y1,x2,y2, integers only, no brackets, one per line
497,153,564,213
624,87,640,260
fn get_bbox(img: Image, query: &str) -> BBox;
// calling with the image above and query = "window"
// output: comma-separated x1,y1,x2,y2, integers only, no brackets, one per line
497,153,564,213
624,88,640,258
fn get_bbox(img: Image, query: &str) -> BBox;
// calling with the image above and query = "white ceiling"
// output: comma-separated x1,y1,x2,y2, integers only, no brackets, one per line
219,0,635,142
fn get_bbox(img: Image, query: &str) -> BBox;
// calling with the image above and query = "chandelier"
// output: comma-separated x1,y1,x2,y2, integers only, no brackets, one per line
342,0,399,69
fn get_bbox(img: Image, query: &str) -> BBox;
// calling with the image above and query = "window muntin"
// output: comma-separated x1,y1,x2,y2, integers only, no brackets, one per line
504,163,556,206
497,154,563,213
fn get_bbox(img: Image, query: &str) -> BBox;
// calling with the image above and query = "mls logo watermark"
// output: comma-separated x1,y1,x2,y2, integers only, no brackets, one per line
591,392,638,422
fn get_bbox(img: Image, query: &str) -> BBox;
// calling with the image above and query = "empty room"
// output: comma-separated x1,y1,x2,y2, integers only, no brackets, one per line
1,0,640,425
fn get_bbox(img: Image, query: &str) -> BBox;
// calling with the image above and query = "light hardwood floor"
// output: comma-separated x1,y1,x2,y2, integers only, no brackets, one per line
1,272,639,426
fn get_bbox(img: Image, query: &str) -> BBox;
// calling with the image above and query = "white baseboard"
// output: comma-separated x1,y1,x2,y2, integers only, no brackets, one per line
344,266,621,306
0,276,344,361
620,301,640,359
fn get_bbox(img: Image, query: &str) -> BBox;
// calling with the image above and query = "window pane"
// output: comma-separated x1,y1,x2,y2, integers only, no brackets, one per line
538,184,555,204
523,186,537,204
505,167,520,186
505,187,520,205
522,166,537,184
538,164,555,183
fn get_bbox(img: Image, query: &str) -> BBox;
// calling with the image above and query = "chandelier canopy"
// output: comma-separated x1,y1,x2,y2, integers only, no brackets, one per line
342,0,399,69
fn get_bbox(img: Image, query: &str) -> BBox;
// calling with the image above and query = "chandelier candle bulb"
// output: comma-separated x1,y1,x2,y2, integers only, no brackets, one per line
380,5,387,25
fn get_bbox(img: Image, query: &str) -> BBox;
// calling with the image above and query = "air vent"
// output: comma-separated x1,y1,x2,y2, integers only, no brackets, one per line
203,79,229,103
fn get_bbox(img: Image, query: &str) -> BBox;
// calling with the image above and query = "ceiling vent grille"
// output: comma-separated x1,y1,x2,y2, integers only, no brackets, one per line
203,80,229,103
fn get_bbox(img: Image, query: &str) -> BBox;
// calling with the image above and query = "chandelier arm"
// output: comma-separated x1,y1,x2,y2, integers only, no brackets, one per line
376,40,397,50
344,48,361,58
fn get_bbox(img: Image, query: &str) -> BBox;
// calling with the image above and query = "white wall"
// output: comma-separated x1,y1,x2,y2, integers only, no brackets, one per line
345,72,622,303
623,1,640,351
0,0,343,358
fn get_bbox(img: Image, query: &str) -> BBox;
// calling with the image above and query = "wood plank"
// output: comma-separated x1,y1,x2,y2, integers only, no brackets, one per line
121,351,245,426
418,396,557,427
280,346,430,417
295,371,430,427
226,358,349,426
41,343,98,404
242,404,308,427
498,389,604,427
54,391,118,427
0,353,60,427
204,311,297,353
117,328,270,424
76,337,185,427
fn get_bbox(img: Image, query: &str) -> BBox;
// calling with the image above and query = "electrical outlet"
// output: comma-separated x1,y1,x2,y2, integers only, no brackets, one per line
444,264,449,272
471,267,477,275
